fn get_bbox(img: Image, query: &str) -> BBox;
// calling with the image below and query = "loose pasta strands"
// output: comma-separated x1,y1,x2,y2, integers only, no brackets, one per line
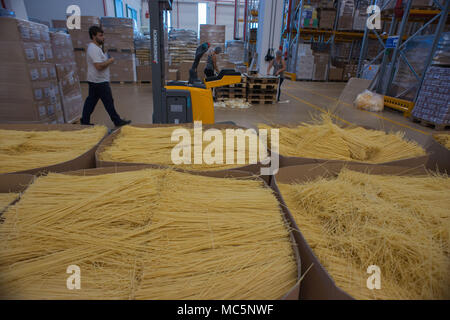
0,126,108,173
99,126,263,171
278,169,450,300
434,134,450,149
0,169,298,299
259,115,425,163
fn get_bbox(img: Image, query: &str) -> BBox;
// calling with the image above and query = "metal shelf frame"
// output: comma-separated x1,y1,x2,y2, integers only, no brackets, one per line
357,0,449,103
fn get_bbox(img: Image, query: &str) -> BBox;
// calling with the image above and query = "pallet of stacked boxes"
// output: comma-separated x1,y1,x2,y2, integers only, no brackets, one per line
135,36,151,82
295,44,314,80
318,8,336,30
245,75,278,104
0,17,64,124
69,16,100,81
101,17,136,83
50,32,83,123
200,25,225,52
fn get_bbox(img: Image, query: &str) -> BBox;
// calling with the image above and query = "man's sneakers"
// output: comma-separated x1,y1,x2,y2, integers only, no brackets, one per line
115,119,131,127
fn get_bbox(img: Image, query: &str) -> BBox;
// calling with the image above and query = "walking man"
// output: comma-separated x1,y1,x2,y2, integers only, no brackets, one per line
267,50,286,102
80,26,131,127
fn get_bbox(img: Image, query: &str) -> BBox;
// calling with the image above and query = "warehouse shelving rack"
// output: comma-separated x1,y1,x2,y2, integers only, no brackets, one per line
281,0,379,81
243,0,260,66
357,0,449,116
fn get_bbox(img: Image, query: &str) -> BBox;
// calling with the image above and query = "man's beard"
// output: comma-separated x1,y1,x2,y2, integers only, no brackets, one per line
96,39,104,45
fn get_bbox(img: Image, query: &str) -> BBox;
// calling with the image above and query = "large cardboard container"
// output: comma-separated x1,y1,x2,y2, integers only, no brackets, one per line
0,166,302,300
274,162,429,299
95,124,270,175
0,124,108,175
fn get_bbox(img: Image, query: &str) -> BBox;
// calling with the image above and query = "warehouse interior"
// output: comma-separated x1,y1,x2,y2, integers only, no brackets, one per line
0,0,449,301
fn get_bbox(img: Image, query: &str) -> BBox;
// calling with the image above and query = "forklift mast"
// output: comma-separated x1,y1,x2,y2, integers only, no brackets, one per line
149,0,172,123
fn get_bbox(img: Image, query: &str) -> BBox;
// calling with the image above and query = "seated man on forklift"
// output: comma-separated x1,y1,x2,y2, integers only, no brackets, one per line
204,46,222,78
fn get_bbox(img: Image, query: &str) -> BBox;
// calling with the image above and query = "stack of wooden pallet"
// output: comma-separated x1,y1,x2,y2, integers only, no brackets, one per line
215,77,247,101
246,75,278,104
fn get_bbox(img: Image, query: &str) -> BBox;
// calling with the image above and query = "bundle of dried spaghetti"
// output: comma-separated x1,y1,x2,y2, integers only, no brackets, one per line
278,169,450,300
434,134,450,149
259,115,425,163
0,126,108,173
99,125,265,171
0,168,297,299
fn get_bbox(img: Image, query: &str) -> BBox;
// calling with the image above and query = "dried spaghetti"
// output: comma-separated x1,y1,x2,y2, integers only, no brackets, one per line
259,115,425,163
278,169,450,300
0,168,297,299
99,126,265,171
0,126,107,173
434,134,450,149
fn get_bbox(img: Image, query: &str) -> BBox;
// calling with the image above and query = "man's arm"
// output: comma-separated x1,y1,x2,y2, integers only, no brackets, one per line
94,58,114,71
213,55,219,73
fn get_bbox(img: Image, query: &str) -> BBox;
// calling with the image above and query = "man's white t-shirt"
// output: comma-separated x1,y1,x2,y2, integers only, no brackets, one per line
86,42,110,83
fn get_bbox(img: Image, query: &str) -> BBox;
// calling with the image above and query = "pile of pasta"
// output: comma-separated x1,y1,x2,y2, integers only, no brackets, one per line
99,126,266,171
278,169,450,300
0,168,298,299
259,115,426,163
0,126,108,173
434,134,450,149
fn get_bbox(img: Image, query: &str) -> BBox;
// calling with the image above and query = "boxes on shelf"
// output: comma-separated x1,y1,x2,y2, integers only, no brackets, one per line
337,0,355,30
362,64,379,80
353,0,370,31
313,53,329,81
328,66,343,81
343,63,358,81
0,17,62,124
301,5,319,29
318,9,336,30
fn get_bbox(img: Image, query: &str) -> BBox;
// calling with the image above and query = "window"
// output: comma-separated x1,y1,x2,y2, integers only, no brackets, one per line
114,0,124,17
198,2,207,37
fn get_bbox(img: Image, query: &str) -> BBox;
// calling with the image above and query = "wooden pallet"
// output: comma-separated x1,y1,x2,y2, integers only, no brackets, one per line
247,83,277,89
106,48,134,53
412,117,450,131
245,76,278,84
216,88,246,93
247,94,276,100
215,93,246,99
249,99,276,104
247,89,277,94
136,80,151,84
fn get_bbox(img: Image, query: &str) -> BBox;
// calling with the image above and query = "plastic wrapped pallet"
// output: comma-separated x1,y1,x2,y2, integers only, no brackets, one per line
337,0,354,30
295,44,314,80
225,40,245,64
412,66,450,126
50,32,83,123
0,17,63,124
312,53,329,80
168,29,198,67
68,16,100,50
109,51,136,82
432,32,450,67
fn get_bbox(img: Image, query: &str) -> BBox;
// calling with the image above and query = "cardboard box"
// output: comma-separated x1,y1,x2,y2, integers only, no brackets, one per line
0,17,50,43
95,124,270,175
328,66,343,81
167,69,179,81
52,19,67,29
136,65,152,81
0,165,301,299
0,124,107,175
200,24,225,49
274,163,430,299
312,53,329,81
68,30,90,49
337,0,355,30
319,9,336,29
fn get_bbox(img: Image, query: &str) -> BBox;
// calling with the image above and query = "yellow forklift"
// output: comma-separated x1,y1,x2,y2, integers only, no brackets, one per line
149,0,242,124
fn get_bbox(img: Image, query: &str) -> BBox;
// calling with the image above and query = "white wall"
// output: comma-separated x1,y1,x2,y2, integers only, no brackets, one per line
171,0,245,41
256,0,283,74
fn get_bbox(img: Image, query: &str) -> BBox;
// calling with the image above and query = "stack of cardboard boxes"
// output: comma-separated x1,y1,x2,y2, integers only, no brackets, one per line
0,17,63,124
101,17,136,82
135,37,151,82
318,9,336,29
353,0,370,31
301,5,319,28
296,44,314,80
50,32,83,123
312,53,329,81
200,25,225,52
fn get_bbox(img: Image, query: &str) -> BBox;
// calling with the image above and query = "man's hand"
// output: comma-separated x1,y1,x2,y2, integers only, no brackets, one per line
108,57,115,64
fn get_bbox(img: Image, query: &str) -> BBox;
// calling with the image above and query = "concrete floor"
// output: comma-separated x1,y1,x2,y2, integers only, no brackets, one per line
81,80,436,147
